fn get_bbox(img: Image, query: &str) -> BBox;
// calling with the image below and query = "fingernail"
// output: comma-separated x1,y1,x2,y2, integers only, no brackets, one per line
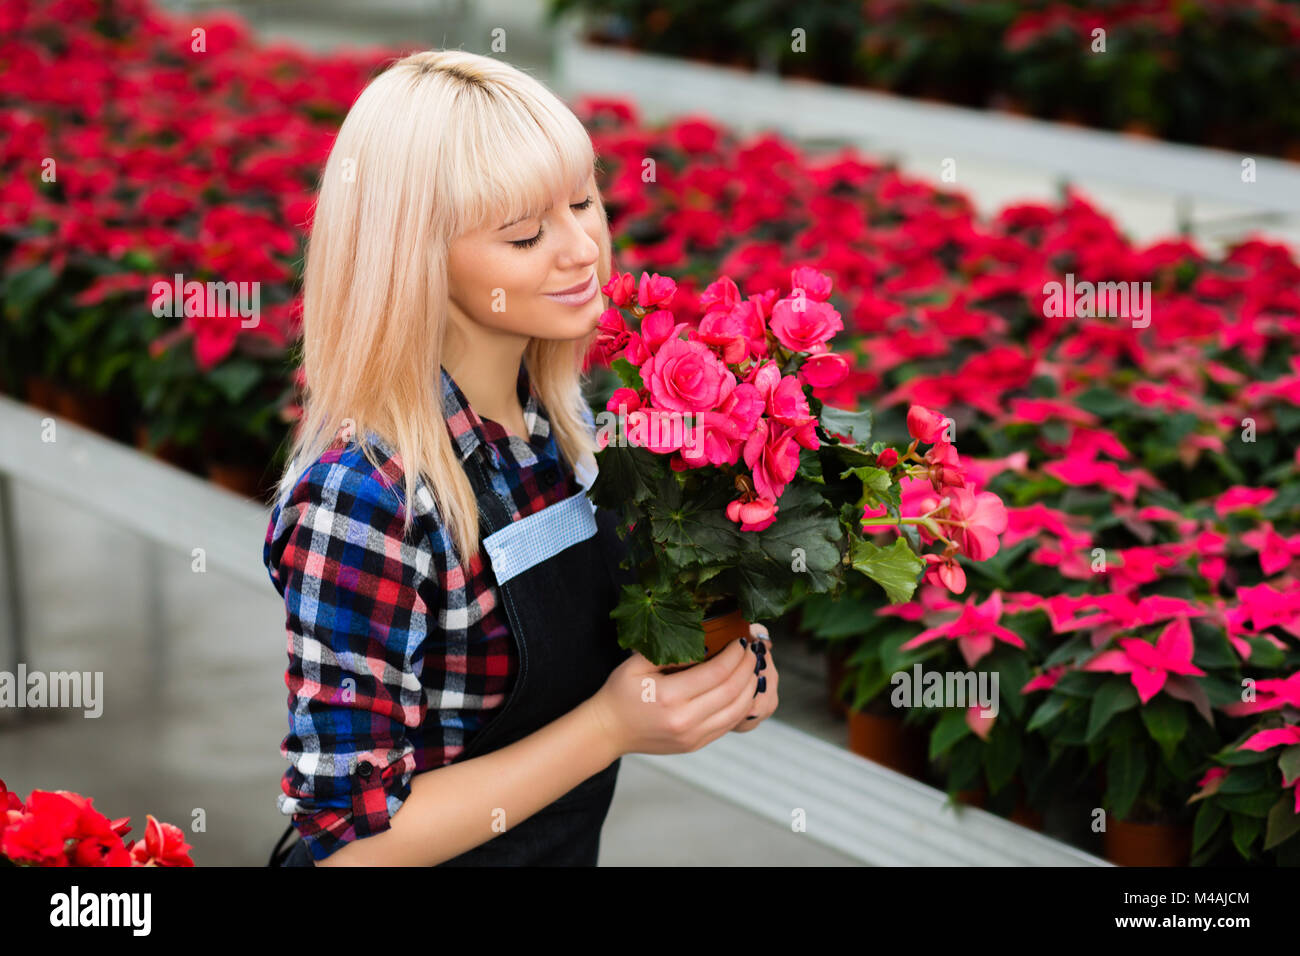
754,642,766,657
757,676,767,693
758,657,767,672
740,637,748,649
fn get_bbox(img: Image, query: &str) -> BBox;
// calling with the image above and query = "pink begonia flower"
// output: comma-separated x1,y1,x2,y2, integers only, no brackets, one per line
900,590,1026,667
1214,485,1276,517
726,496,778,532
1241,521,1300,577
798,351,850,388
907,404,949,444
945,486,1008,561
742,418,803,502
924,439,967,491
694,300,766,365
768,296,843,354
1082,616,1207,704
640,336,735,413
922,552,966,594
636,271,677,309
790,265,833,301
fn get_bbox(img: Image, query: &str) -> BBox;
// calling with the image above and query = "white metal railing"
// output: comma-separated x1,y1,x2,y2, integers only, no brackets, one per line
0,393,1109,865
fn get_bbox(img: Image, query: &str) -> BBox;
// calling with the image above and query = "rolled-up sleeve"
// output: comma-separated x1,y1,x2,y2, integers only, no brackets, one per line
264,455,430,862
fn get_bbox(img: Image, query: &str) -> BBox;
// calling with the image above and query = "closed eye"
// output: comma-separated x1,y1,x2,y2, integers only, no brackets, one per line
510,196,594,249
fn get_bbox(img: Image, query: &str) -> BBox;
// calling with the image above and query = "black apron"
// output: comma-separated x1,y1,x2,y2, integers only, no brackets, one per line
271,442,632,866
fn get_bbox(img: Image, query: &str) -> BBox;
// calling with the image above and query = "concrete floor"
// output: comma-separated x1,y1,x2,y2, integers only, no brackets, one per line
0,478,860,866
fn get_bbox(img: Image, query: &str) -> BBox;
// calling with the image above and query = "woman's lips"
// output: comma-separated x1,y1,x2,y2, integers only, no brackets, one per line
543,273,597,305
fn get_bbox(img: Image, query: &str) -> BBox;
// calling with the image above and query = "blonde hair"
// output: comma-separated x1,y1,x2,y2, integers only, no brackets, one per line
281,49,613,564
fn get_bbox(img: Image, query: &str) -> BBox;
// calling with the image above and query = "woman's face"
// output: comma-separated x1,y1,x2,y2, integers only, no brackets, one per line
446,172,605,343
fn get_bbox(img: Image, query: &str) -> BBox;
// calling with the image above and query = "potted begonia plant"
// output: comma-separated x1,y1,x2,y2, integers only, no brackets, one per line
585,267,938,667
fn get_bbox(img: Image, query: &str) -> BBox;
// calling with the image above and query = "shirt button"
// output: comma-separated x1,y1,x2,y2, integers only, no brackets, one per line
538,465,558,488
356,760,373,778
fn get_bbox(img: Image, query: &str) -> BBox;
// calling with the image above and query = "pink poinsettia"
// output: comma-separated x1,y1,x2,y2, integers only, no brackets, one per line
1081,616,1207,703
900,590,1026,666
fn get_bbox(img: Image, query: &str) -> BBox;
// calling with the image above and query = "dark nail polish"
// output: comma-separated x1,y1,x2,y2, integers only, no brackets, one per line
740,637,748,648
754,643,767,657
757,676,767,693
758,657,767,672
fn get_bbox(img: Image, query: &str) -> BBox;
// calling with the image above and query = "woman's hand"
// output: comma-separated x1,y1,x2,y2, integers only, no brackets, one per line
731,622,778,733
590,637,759,757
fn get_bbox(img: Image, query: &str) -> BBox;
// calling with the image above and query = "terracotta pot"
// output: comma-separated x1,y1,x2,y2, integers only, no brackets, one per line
954,786,986,808
1121,120,1158,140
23,375,59,413
134,423,194,469
1009,800,1044,832
826,644,850,720
847,703,928,779
659,601,750,674
1103,818,1192,866
54,387,120,436
206,462,265,498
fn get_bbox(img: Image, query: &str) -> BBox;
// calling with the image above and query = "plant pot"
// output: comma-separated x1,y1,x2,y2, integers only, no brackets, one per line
134,423,196,470
826,644,850,720
1103,817,1192,867
23,375,60,413
659,598,750,673
54,386,120,436
206,461,266,498
847,700,928,779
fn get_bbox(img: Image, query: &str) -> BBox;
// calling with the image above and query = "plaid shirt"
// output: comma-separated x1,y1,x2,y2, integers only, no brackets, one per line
263,360,590,862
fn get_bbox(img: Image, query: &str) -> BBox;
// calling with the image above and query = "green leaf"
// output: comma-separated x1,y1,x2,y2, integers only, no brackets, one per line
649,476,744,568
849,536,924,605
1086,679,1140,742
1193,799,1225,853
819,404,872,444
1264,795,1300,851
589,439,660,508
1231,813,1262,859
985,725,1021,793
1106,742,1145,821
1280,745,1300,788
608,357,644,391
1026,693,1069,732
1139,694,1188,761
609,583,705,666
841,465,893,510
206,359,262,404
929,707,971,759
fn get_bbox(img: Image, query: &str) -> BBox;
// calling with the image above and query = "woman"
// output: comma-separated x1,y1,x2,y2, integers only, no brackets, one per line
263,49,778,867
